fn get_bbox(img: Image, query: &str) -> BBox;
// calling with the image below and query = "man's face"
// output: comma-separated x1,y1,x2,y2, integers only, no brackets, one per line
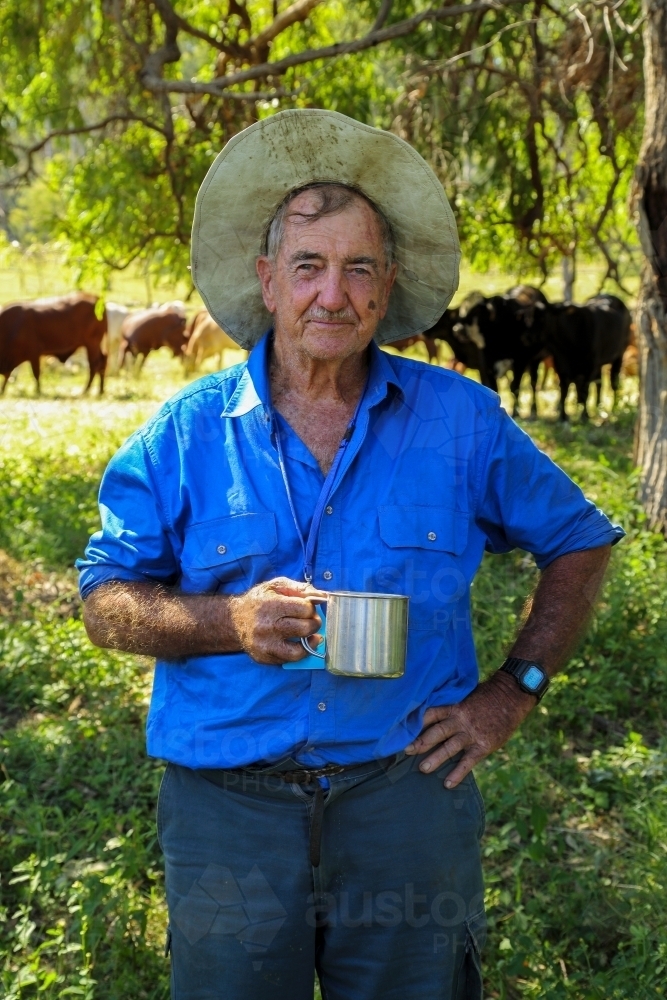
256,190,397,362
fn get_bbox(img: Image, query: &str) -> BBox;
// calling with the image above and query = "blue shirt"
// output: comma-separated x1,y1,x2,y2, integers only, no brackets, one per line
77,332,624,769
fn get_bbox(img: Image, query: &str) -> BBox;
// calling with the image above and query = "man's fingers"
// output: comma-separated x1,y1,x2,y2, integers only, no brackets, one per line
273,595,325,620
417,733,469,773
422,704,454,728
276,638,309,662
442,749,483,789
271,579,328,601
405,715,462,755
273,614,322,638
251,636,314,664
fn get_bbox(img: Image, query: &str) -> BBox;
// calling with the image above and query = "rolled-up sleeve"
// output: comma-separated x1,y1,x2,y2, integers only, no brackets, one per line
76,430,178,599
476,406,625,568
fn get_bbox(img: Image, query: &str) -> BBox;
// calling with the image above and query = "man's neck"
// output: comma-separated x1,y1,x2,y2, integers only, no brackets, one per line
268,334,371,474
269,337,369,408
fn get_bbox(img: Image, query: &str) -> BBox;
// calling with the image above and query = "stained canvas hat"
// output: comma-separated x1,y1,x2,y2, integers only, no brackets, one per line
191,109,460,349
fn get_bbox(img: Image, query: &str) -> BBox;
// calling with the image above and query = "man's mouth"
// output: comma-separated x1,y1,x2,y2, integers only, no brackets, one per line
305,309,357,326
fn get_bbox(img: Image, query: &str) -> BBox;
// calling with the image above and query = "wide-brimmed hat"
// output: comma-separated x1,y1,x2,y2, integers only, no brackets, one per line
191,109,460,349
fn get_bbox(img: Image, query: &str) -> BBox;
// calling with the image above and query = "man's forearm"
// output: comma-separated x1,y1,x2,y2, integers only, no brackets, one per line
83,582,241,658
508,544,611,676
489,544,611,710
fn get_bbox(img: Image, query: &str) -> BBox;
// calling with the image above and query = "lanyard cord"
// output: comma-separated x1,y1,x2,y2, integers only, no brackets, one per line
274,387,366,584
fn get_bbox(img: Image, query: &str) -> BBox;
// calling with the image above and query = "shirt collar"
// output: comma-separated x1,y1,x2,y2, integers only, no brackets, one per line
221,330,403,420
220,331,272,419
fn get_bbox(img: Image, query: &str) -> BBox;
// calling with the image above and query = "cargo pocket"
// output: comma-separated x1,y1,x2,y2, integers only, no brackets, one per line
454,910,486,1000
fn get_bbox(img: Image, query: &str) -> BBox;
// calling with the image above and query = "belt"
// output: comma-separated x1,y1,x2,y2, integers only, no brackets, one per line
201,759,388,868
267,764,347,867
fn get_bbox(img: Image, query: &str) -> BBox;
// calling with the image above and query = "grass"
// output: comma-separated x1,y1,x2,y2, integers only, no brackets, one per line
1,351,666,999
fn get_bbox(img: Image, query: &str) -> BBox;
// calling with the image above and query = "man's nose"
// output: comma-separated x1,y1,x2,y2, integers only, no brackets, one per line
316,266,348,312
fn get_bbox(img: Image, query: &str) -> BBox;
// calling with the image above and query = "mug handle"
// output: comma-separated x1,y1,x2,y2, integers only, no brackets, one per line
301,634,327,659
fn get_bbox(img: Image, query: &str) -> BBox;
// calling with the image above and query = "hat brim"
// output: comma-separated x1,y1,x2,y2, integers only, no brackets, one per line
191,109,460,349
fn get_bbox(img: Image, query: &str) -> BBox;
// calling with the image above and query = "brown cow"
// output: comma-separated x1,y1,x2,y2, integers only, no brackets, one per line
387,333,439,363
118,304,188,371
0,293,107,395
182,310,246,373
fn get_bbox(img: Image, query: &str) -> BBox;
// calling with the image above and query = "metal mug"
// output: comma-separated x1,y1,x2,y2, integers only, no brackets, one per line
301,591,409,678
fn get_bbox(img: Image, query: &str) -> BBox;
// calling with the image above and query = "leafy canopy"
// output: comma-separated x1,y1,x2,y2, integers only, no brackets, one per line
0,1,646,293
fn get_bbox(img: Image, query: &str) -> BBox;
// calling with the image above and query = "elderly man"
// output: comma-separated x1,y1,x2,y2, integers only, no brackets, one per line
78,110,623,1000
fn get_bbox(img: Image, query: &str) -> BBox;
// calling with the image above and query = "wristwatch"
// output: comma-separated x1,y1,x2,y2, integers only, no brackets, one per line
499,657,550,701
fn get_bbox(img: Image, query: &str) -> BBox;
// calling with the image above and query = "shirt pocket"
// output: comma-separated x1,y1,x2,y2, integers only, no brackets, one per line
180,512,278,592
377,505,469,630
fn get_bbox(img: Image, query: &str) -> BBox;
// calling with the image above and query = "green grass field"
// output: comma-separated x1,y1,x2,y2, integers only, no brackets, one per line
1,344,665,999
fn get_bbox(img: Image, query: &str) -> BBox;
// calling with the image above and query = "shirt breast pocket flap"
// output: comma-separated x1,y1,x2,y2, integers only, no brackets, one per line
182,513,278,569
378,505,468,555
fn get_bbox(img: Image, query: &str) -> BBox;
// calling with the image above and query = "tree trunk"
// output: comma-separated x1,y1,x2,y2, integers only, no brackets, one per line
562,255,575,303
633,0,667,530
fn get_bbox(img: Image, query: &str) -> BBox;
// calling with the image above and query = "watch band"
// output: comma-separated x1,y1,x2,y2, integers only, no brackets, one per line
500,657,550,701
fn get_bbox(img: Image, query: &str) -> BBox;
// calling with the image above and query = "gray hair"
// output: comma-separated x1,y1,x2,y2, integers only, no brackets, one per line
264,182,395,270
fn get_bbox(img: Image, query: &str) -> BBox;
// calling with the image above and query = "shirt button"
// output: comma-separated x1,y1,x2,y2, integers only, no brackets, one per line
427,532,437,542
325,505,333,515
317,702,327,712
323,570,333,581
217,544,227,554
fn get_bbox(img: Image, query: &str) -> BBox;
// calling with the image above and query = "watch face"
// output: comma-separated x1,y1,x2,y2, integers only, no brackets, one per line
523,665,545,691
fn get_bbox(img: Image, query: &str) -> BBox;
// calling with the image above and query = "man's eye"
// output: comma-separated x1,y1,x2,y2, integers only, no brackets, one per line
350,267,371,276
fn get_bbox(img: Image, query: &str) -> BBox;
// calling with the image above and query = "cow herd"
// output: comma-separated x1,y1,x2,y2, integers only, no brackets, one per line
0,285,635,421
0,294,242,394
416,285,634,420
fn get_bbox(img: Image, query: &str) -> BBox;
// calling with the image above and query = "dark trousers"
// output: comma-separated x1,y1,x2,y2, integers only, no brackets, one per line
158,752,486,999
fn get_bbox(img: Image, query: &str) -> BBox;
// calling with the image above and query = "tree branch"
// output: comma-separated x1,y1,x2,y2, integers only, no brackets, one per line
372,0,394,32
0,114,167,189
151,0,242,57
141,1,523,97
251,0,322,49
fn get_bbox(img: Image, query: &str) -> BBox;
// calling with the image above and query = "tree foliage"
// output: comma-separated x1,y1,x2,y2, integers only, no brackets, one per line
0,1,649,292
390,0,645,288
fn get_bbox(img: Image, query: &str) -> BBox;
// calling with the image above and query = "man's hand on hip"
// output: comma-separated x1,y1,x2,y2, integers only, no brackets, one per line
404,545,612,789
229,578,328,665
404,672,534,788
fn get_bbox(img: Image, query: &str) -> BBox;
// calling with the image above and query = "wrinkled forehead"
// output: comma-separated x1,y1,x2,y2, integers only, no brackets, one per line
281,191,385,247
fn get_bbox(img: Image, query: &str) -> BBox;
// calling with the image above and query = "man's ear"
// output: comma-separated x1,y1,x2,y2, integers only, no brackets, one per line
256,256,277,314
378,261,398,320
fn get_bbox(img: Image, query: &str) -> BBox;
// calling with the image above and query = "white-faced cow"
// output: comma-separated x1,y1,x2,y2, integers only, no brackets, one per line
423,305,485,375
104,302,130,375
0,293,107,395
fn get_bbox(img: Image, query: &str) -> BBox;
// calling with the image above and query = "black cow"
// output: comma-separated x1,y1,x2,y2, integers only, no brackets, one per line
545,294,631,420
452,287,550,414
